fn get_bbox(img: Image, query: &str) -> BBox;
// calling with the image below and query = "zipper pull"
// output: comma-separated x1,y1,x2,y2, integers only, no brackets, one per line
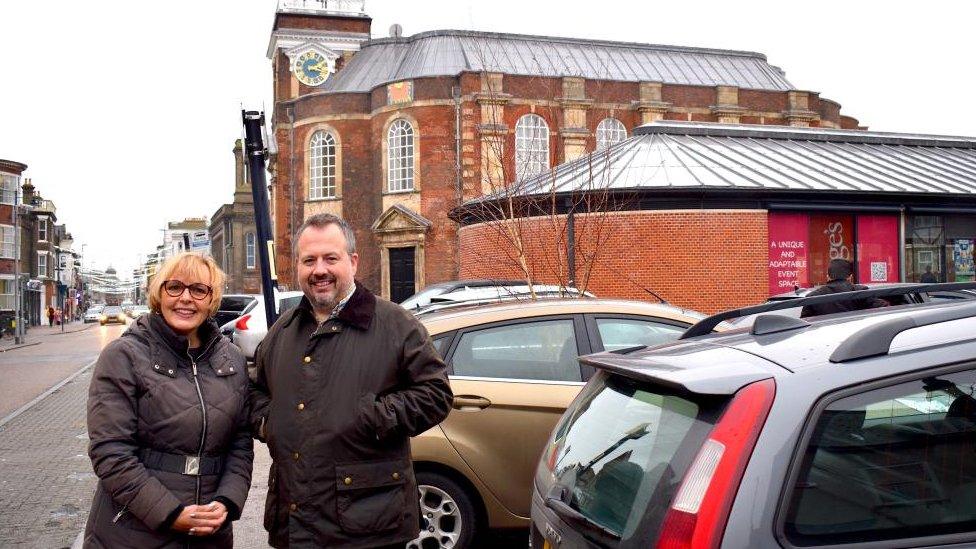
191,362,198,377
112,507,128,523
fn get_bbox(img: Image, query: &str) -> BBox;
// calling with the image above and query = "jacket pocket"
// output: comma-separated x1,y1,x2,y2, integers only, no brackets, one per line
335,458,409,534
263,463,278,532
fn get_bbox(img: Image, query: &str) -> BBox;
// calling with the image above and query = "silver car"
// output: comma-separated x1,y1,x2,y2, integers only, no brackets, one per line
532,283,976,548
231,291,304,360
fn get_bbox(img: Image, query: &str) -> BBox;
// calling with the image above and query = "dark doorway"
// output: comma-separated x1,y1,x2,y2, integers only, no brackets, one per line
389,247,416,304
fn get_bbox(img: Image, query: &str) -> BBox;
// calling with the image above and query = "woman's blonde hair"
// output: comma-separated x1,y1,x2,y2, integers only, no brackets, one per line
148,252,226,317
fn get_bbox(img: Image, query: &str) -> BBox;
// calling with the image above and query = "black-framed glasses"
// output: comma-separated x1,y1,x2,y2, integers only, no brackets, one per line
162,280,212,300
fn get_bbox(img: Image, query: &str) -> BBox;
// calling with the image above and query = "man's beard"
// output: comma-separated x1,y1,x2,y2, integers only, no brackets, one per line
306,275,348,312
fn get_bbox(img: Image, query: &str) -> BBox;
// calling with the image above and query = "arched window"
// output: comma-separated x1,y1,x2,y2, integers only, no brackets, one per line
309,130,336,199
245,232,256,269
596,118,627,150
387,119,415,192
515,114,549,179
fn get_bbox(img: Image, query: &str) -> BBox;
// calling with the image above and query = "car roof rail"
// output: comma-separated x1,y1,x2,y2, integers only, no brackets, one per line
829,300,976,363
680,282,976,340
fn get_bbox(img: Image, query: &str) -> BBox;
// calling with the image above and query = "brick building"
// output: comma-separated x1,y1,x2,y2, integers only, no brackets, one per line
267,1,861,302
454,122,976,314
0,160,25,316
210,140,260,294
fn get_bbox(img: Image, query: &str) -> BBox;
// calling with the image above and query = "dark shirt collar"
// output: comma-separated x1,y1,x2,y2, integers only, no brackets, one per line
296,280,375,331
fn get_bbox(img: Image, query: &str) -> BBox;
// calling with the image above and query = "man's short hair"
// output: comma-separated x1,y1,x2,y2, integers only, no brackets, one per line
827,258,854,281
292,213,357,257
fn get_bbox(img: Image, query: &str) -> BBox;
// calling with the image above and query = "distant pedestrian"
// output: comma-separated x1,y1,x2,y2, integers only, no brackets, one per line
920,264,939,284
47,306,54,327
84,252,253,548
801,259,888,317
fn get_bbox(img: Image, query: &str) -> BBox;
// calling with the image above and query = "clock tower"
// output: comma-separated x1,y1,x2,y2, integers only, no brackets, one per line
268,0,371,100
268,0,372,288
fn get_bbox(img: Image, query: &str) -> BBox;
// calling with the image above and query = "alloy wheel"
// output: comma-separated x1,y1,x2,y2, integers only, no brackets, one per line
406,484,462,549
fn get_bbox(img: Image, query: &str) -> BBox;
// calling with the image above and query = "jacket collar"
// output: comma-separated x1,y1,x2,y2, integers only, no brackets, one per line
144,312,221,355
295,280,375,330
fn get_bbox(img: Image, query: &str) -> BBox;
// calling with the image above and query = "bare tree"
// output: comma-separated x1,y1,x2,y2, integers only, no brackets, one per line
452,36,632,299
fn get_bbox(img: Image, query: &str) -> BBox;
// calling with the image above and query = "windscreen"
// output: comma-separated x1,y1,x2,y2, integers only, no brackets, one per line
543,371,727,543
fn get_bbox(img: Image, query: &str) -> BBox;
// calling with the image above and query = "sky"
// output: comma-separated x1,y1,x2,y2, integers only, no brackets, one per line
1,1,973,278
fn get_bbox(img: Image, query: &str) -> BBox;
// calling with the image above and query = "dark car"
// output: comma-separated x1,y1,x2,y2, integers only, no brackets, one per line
99,306,126,326
532,283,976,549
727,282,976,328
213,294,258,328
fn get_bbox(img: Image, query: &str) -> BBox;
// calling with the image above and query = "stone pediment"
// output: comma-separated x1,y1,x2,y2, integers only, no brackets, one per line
285,42,340,75
371,204,431,234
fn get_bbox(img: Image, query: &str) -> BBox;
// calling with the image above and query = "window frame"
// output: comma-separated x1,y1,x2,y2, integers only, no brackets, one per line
0,174,17,206
0,224,14,259
38,218,48,241
582,313,694,380
386,118,416,192
443,314,591,383
774,360,976,549
308,129,337,200
37,252,48,278
596,117,627,150
514,113,550,180
245,232,256,269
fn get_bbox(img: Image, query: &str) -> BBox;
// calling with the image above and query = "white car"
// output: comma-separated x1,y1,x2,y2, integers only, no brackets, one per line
231,290,304,360
83,306,104,323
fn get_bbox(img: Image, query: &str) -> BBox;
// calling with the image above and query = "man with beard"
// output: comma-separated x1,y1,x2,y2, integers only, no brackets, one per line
249,213,453,548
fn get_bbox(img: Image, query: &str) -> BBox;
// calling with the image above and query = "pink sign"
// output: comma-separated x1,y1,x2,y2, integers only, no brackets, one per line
856,215,900,283
768,212,810,296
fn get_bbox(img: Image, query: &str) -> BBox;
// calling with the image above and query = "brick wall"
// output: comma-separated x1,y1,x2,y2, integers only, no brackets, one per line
458,210,769,314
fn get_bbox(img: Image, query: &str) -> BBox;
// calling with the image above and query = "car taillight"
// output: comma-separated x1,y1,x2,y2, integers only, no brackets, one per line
235,314,251,331
655,378,775,549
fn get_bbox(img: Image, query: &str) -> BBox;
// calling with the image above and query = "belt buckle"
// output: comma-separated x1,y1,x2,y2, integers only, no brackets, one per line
183,456,200,476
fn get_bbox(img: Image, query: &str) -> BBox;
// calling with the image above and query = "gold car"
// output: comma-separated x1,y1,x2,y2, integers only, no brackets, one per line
408,298,708,548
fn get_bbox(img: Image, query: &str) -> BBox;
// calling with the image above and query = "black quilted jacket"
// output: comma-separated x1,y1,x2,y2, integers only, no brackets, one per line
83,313,252,548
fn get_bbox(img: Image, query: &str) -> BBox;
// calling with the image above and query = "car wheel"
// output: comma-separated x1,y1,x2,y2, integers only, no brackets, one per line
407,472,478,549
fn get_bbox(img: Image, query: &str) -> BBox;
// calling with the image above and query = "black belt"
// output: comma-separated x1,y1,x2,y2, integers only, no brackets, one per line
139,448,223,476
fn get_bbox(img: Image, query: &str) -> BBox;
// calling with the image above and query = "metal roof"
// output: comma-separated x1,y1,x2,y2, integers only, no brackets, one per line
480,122,976,201
323,30,793,93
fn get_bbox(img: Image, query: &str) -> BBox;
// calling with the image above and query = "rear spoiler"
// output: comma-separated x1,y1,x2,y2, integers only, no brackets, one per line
681,282,976,340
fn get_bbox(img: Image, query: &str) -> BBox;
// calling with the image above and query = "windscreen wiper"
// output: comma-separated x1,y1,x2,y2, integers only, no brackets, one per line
544,496,621,547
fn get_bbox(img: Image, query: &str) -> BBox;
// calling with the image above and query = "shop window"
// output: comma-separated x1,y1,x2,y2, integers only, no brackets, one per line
768,212,901,295
907,215,976,283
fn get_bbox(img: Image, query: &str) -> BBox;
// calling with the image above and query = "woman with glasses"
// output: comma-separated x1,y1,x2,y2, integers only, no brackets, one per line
83,252,252,548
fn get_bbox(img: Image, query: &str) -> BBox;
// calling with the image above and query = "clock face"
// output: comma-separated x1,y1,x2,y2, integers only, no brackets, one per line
296,51,329,87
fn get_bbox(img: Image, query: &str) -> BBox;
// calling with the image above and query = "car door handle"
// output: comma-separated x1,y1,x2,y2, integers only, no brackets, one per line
452,395,491,411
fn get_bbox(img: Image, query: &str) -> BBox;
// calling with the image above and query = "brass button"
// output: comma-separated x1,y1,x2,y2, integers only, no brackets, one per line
303,356,311,364
392,472,400,480
297,402,305,411
293,452,300,460
289,503,297,512
343,477,352,485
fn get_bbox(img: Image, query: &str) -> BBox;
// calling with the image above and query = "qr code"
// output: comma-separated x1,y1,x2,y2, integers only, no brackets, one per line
870,262,887,282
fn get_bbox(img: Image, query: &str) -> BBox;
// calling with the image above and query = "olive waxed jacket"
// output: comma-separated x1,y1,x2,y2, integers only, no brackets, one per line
249,282,453,548
84,314,252,548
